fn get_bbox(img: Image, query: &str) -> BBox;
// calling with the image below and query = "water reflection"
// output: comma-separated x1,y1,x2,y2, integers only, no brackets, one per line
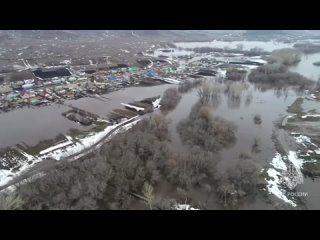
225,81,249,109
274,88,283,98
245,91,253,107
227,94,241,109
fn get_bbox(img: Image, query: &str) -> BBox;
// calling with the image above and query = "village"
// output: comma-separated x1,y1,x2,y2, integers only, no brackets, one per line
0,44,270,115
0,58,175,113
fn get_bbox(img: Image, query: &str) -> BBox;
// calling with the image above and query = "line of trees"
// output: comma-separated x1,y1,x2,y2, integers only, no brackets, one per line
248,63,314,88
184,46,269,56
269,48,302,66
178,79,202,93
226,68,247,81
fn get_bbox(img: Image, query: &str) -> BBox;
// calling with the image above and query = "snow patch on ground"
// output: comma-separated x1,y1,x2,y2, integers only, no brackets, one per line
0,149,42,188
265,151,306,207
217,69,227,78
39,136,73,155
294,135,318,148
152,97,161,109
290,132,300,135
0,169,14,187
175,204,200,210
288,151,304,170
121,103,144,112
160,77,181,84
266,168,296,207
270,152,287,171
309,94,317,99
301,114,320,119
120,49,130,53
60,59,71,65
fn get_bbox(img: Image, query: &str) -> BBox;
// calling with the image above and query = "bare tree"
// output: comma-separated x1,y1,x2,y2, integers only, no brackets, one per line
0,192,24,210
143,182,155,210
197,81,211,104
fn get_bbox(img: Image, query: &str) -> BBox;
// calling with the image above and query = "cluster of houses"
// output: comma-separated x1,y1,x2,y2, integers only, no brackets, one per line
0,57,180,113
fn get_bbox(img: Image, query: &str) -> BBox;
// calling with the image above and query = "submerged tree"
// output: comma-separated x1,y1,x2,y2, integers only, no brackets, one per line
215,157,264,209
160,88,181,111
0,192,24,210
177,103,237,152
142,182,155,210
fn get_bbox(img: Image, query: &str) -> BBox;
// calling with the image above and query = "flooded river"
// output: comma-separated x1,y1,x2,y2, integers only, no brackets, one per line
1,39,320,209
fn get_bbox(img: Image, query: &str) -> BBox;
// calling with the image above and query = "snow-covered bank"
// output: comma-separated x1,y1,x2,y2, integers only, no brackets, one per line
266,153,296,206
0,116,140,189
39,135,73,155
41,116,139,161
294,134,318,148
301,114,320,119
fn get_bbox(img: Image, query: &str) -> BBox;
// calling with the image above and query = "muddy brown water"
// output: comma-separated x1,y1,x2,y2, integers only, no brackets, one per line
0,84,173,148
163,80,300,209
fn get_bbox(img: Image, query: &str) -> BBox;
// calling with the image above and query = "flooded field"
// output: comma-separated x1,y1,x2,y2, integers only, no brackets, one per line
289,53,320,81
164,79,303,209
0,84,172,148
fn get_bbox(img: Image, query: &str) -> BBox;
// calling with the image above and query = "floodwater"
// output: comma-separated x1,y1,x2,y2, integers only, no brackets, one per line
0,104,91,148
0,84,173,148
289,53,320,81
1,40,320,209
164,79,299,209
67,85,173,116
160,40,320,209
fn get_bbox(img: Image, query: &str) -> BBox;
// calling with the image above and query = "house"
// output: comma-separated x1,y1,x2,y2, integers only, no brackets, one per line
52,78,66,85
21,91,36,99
30,98,41,106
24,79,34,84
5,93,19,102
33,68,71,79
128,67,139,73
146,69,158,78
38,90,50,98
22,83,34,90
